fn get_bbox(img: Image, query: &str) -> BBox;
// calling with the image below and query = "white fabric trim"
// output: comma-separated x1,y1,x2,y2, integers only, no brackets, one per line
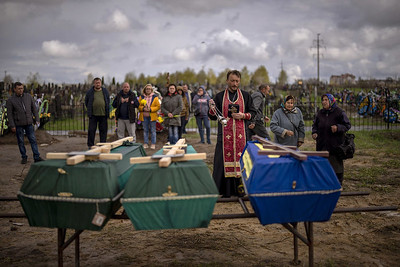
18,191,112,203
249,188,342,197
121,194,219,203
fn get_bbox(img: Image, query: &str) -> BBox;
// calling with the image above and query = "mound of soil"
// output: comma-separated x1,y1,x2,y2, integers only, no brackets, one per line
0,130,58,146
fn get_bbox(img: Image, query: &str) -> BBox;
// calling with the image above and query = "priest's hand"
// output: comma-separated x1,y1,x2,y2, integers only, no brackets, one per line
232,112,245,120
209,99,215,109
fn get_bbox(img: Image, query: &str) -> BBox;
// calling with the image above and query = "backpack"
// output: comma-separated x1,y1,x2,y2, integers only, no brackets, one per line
335,133,355,160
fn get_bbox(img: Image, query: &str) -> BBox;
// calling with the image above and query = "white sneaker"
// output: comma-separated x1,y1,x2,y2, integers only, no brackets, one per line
143,144,149,148
150,144,155,149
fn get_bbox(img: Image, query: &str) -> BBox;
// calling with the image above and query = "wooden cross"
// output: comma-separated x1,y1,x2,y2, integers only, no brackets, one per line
45,137,133,165
94,136,134,149
130,138,206,167
252,135,329,161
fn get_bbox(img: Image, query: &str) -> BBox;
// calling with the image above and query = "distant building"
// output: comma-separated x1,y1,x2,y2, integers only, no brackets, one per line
329,73,356,85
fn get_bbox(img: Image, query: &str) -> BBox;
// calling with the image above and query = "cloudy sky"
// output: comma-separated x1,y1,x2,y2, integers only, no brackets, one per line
1,0,399,85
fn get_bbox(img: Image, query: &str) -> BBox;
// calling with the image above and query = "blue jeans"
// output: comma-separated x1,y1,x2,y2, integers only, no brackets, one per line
16,124,40,160
168,125,179,144
195,115,211,143
142,117,156,145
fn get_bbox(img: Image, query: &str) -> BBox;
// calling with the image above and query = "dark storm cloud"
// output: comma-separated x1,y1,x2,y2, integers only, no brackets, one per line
314,0,400,29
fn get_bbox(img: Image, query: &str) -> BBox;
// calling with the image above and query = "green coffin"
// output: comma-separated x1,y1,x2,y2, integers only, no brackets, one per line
18,143,146,231
121,146,219,230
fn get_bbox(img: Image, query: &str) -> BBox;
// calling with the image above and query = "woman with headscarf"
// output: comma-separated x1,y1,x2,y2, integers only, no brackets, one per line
161,84,183,145
138,84,161,149
270,95,305,147
312,93,351,185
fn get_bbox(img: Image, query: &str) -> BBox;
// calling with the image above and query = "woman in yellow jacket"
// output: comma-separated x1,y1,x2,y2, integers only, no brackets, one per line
138,84,161,149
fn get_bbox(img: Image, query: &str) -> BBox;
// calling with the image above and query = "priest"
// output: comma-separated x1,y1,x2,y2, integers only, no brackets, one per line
209,70,257,197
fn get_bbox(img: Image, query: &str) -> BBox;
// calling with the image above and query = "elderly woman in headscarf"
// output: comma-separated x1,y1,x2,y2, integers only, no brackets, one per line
312,93,351,185
270,95,305,147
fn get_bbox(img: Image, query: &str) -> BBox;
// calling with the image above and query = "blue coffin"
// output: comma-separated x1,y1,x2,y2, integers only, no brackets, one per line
240,141,341,225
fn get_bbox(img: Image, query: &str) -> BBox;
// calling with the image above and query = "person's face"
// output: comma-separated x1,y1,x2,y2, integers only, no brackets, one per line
177,89,183,95
198,88,204,95
265,85,270,95
14,85,24,96
94,79,102,90
122,83,130,94
322,96,330,109
145,87,152,95
261,85,270,95
285,98,294,110
227,74,240,92
168,85,176,94
182,85,188,92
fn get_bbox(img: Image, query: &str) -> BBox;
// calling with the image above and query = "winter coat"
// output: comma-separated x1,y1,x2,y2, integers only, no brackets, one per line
312,105,351,153
85,86,110,118
161,93,183,126
251,90,266,122
112,90,139,123
192,94,211,117
270,107,305,146
6,93,39,128
138,94,161,122
180,95,189,119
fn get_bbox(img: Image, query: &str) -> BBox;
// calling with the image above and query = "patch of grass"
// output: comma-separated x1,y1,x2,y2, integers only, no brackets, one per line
358,166,387,185
323,258,337,267
369,185,393,193
355,130,400,155
382,159,400,169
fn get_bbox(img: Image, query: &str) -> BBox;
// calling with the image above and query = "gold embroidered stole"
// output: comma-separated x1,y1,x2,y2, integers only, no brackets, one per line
222,89,246,177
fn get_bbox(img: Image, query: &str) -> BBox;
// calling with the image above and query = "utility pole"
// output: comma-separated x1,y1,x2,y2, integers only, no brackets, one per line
312,33,325,113
317,34,320,84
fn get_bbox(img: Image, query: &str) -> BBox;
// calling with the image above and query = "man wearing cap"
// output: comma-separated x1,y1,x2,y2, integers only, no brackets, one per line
248,84,271,140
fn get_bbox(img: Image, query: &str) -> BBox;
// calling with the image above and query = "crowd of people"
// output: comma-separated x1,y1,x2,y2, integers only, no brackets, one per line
6,71,351,196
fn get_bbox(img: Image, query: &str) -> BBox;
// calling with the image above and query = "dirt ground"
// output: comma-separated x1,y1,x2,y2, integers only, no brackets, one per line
0,129,399,266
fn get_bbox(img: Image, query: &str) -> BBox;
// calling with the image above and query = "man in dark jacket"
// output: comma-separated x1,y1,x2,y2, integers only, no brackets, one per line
112,82,139,141
6,82,44,164
248,84,271,140
85,77,110,148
